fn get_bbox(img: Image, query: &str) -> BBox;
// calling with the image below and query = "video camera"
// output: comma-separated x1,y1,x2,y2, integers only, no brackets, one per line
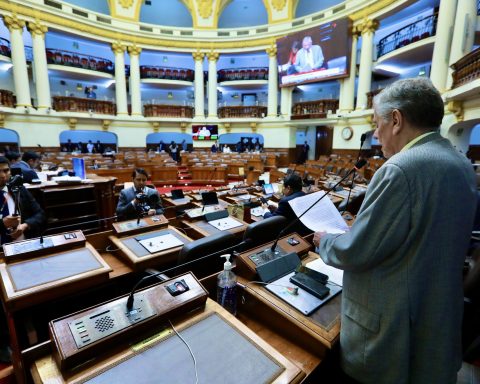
7,169,24,193
135,192,151,214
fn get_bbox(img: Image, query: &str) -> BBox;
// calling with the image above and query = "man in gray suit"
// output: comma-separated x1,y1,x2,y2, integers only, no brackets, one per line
116,168,164,221
314,78,476,383
288,36,324,74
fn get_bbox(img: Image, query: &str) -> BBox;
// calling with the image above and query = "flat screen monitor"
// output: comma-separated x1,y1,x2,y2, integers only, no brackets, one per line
263,184,274,195
277,18,351,87
71,157,86,179
171,189,185,200
201,191,219,206
192,125,219,141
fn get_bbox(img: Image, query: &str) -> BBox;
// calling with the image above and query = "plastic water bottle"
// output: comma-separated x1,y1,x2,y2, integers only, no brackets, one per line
217,254,237,315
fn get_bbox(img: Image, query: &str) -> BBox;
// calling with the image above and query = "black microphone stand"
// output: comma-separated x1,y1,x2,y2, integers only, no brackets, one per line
270,159,367,254
342,133,368,213
126,239,249,310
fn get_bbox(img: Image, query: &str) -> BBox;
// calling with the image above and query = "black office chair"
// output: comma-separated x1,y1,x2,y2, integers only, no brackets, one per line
176,231,239,278
242,216,288,249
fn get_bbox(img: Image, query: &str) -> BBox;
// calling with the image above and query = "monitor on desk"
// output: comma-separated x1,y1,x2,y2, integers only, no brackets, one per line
263,183,274,195
171,189,185,200
201,191,219,206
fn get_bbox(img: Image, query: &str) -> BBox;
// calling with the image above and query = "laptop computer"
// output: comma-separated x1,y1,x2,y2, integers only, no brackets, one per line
263,183,274,198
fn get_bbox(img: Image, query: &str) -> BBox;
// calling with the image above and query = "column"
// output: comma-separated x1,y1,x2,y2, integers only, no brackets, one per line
430,0,457,91
206,51,219,118
280,87,293,118
3,15,31,108
28,21,51,111
355,19,378,110
127,45,142,116
111,42,128,116
446,0,476,89
339,26,360,112
193,51,205,119
266,46,278,117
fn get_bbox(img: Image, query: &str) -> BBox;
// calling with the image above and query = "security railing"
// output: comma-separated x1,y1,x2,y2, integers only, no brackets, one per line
46,48,114,75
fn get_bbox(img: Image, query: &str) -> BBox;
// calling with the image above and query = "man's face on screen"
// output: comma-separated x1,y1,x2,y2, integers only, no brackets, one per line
302,38,312,51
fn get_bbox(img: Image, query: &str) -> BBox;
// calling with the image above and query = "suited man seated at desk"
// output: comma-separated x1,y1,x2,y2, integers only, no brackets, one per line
116,168,164,221
10,151,41,183
0,156,46,245
262,173,311,236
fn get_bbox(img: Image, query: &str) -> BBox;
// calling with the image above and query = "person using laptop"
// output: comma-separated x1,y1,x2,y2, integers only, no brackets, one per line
116,168,164,221
262,174,311,236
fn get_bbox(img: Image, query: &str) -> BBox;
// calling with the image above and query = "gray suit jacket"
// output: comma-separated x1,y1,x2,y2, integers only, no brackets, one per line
116,186,164,221
318,133,476,383
294,45,324,72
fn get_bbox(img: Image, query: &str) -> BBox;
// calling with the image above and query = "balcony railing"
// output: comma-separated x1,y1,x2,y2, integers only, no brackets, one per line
0,89,15,107
291,99,338,119
144,104,194,118
46,48,114,75
52,96,115,115
218,67,268,82
451,47,480,89
140,66,194,81
218,105,267,118
377,14,438,58
366,88,384,109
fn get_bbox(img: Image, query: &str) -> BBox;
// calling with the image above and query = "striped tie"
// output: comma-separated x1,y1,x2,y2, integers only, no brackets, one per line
1,191,10,245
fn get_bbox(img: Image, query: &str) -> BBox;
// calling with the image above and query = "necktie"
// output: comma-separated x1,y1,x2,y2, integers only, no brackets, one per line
1,191,11,245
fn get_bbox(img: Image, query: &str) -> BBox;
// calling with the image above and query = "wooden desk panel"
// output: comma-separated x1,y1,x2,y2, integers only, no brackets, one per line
31,300,304,384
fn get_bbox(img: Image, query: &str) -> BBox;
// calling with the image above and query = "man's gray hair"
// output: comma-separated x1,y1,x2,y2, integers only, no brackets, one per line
303,36,312,43
373,77,444,130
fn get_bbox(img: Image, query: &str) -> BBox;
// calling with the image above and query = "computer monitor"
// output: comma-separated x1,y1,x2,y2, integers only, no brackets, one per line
263,184,274,195
201,191,219,206
171,189,185,200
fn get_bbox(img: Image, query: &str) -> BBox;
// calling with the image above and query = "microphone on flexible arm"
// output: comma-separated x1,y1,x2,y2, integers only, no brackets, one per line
126,238,250,311
269,159,367,254
342,130,372,213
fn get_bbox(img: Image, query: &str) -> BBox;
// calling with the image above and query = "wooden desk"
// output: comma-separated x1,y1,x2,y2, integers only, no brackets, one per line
31,300,304,384
108,226,193,271
181,216,247,240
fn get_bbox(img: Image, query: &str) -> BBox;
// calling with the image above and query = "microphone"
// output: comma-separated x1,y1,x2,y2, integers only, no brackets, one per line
342,131,371,213
205,166,217,187
270,159,367,253
126,238,249,310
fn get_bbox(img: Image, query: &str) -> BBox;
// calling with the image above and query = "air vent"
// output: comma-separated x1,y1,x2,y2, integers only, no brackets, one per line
160,29,174,34
312,14,324,20
333,5,345,13
218,31,230,37
44,0,62,9
256,28,267,33
96,16,111,24
140,26,153,32
180,31,193,36
72,9,88,18
237,30,249,36
292,19,305,26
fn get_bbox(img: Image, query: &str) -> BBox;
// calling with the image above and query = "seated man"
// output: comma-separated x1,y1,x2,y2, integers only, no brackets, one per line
262,173,311,236
0,156,46,245
288,35,324,74
11,151,40,183
116,168,164,221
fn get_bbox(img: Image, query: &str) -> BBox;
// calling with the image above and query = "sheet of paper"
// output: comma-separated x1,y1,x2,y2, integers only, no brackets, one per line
306,258,344,287
208,217,243,231
250,207,264,217
288,191,349,234
138,234,184,253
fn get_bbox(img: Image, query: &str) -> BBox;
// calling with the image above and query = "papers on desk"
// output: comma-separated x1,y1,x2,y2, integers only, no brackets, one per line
208,217,243,231
288,191,349,234
306,258,344,287
51,176,83,184
250,207,264,217
138,234,184,253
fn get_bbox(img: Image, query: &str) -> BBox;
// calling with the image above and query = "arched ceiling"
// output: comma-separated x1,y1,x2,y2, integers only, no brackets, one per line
60,0,345,27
